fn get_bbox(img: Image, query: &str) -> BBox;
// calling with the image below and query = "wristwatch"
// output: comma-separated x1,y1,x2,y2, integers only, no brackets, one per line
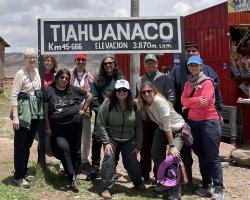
169,144,175,148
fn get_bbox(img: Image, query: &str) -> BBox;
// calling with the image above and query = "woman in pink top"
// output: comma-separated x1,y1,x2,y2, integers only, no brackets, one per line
44,55,58,88
181,56,224,200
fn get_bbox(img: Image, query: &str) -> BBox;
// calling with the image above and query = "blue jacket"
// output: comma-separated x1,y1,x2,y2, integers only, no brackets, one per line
170,64,223,115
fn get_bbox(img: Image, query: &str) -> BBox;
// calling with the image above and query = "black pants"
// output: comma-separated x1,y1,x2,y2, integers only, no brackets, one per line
140,120,158,180
181,144,193,183
14,119,39,180
51,116,83,176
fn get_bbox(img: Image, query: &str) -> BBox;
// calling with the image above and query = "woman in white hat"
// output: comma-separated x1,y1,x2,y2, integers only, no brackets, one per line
97,79,145,199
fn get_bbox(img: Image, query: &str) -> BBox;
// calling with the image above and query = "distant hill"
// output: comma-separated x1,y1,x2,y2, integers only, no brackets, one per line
5,53,111,77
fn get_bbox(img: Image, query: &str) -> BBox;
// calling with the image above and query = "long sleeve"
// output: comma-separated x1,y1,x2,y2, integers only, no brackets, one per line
96,99,110,144
92,81,102,113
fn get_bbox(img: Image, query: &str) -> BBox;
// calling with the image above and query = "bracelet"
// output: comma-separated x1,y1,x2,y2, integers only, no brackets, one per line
169,144,175,148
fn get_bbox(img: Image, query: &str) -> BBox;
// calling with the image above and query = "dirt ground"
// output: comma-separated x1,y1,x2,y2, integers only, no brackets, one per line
1,116,250,200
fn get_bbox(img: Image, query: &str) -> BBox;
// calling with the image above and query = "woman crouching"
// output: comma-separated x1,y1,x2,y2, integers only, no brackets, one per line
97,79,145,199
138,81,184,200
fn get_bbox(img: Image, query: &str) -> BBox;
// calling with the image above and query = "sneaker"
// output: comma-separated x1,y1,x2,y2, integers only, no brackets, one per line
211,188,224,200
82,162,92,171
154,184,169,193
101,190,112,199
134,183,146,191
25,174,35,182
14,178,30,188
195,185,212,197
86,167,99,181
167,185,181,200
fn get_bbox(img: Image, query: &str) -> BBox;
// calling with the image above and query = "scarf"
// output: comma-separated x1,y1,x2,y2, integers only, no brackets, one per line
188,71,214,90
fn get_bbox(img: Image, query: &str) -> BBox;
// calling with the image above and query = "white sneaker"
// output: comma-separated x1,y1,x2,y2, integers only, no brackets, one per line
58,163,65,175
25,174,35,181
14,178,30,188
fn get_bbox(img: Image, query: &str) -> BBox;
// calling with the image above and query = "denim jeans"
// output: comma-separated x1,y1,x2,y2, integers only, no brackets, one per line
188,119,224,189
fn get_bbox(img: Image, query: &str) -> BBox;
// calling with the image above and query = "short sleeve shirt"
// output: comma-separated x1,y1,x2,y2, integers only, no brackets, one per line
44,84,86,124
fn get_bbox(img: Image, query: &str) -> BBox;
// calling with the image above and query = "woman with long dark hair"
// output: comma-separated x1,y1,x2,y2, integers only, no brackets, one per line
97,79,145,199
87,55,124,181
44,68,92,191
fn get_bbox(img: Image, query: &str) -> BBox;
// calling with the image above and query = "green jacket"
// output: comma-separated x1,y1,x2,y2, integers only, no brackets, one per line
18,95,44,129
96,99,143,150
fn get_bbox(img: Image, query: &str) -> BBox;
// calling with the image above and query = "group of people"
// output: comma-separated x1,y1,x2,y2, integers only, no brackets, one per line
11,43,224,200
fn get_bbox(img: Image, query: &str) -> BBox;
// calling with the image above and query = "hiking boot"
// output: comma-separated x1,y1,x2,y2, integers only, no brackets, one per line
154,184,169,193
101,190,112,199
86,167,99,181
134,183,146,190
211,188,224,200
167,185,181,200
195,185,212,197
68,173,79,191
25,174,35,182
14,178,30,188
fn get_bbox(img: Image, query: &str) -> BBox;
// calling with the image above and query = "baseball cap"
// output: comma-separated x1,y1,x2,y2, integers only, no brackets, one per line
144,54,157,62
157,155,181,187
75,54,87,60
115,79,130,90
187,55,203,65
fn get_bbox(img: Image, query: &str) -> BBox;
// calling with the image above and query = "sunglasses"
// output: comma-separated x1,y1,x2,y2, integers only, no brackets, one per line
59,75,70,81
76,58,86,62
141,90,153,95
104,62,115,66
116,88,129,93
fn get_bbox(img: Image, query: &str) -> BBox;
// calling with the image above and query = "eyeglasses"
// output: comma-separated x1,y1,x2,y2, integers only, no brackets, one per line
59,75,70,81
141,90,153,95
76,58,86,62
104,62,115,66
116,88,129,93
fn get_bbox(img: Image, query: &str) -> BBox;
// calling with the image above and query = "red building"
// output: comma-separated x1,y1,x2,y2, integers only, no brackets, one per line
115,2,250,142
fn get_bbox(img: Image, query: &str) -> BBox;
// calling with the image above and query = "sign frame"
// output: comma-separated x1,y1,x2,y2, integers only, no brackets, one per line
39,16,182,54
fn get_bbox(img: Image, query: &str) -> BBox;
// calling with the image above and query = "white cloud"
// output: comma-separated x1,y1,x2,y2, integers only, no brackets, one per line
0,0,227,52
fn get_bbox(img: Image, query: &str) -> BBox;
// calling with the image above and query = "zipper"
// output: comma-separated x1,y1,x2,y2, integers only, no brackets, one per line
121,112,124,139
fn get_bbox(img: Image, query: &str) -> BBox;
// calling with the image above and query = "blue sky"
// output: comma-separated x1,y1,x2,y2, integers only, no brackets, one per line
0,0,226,52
